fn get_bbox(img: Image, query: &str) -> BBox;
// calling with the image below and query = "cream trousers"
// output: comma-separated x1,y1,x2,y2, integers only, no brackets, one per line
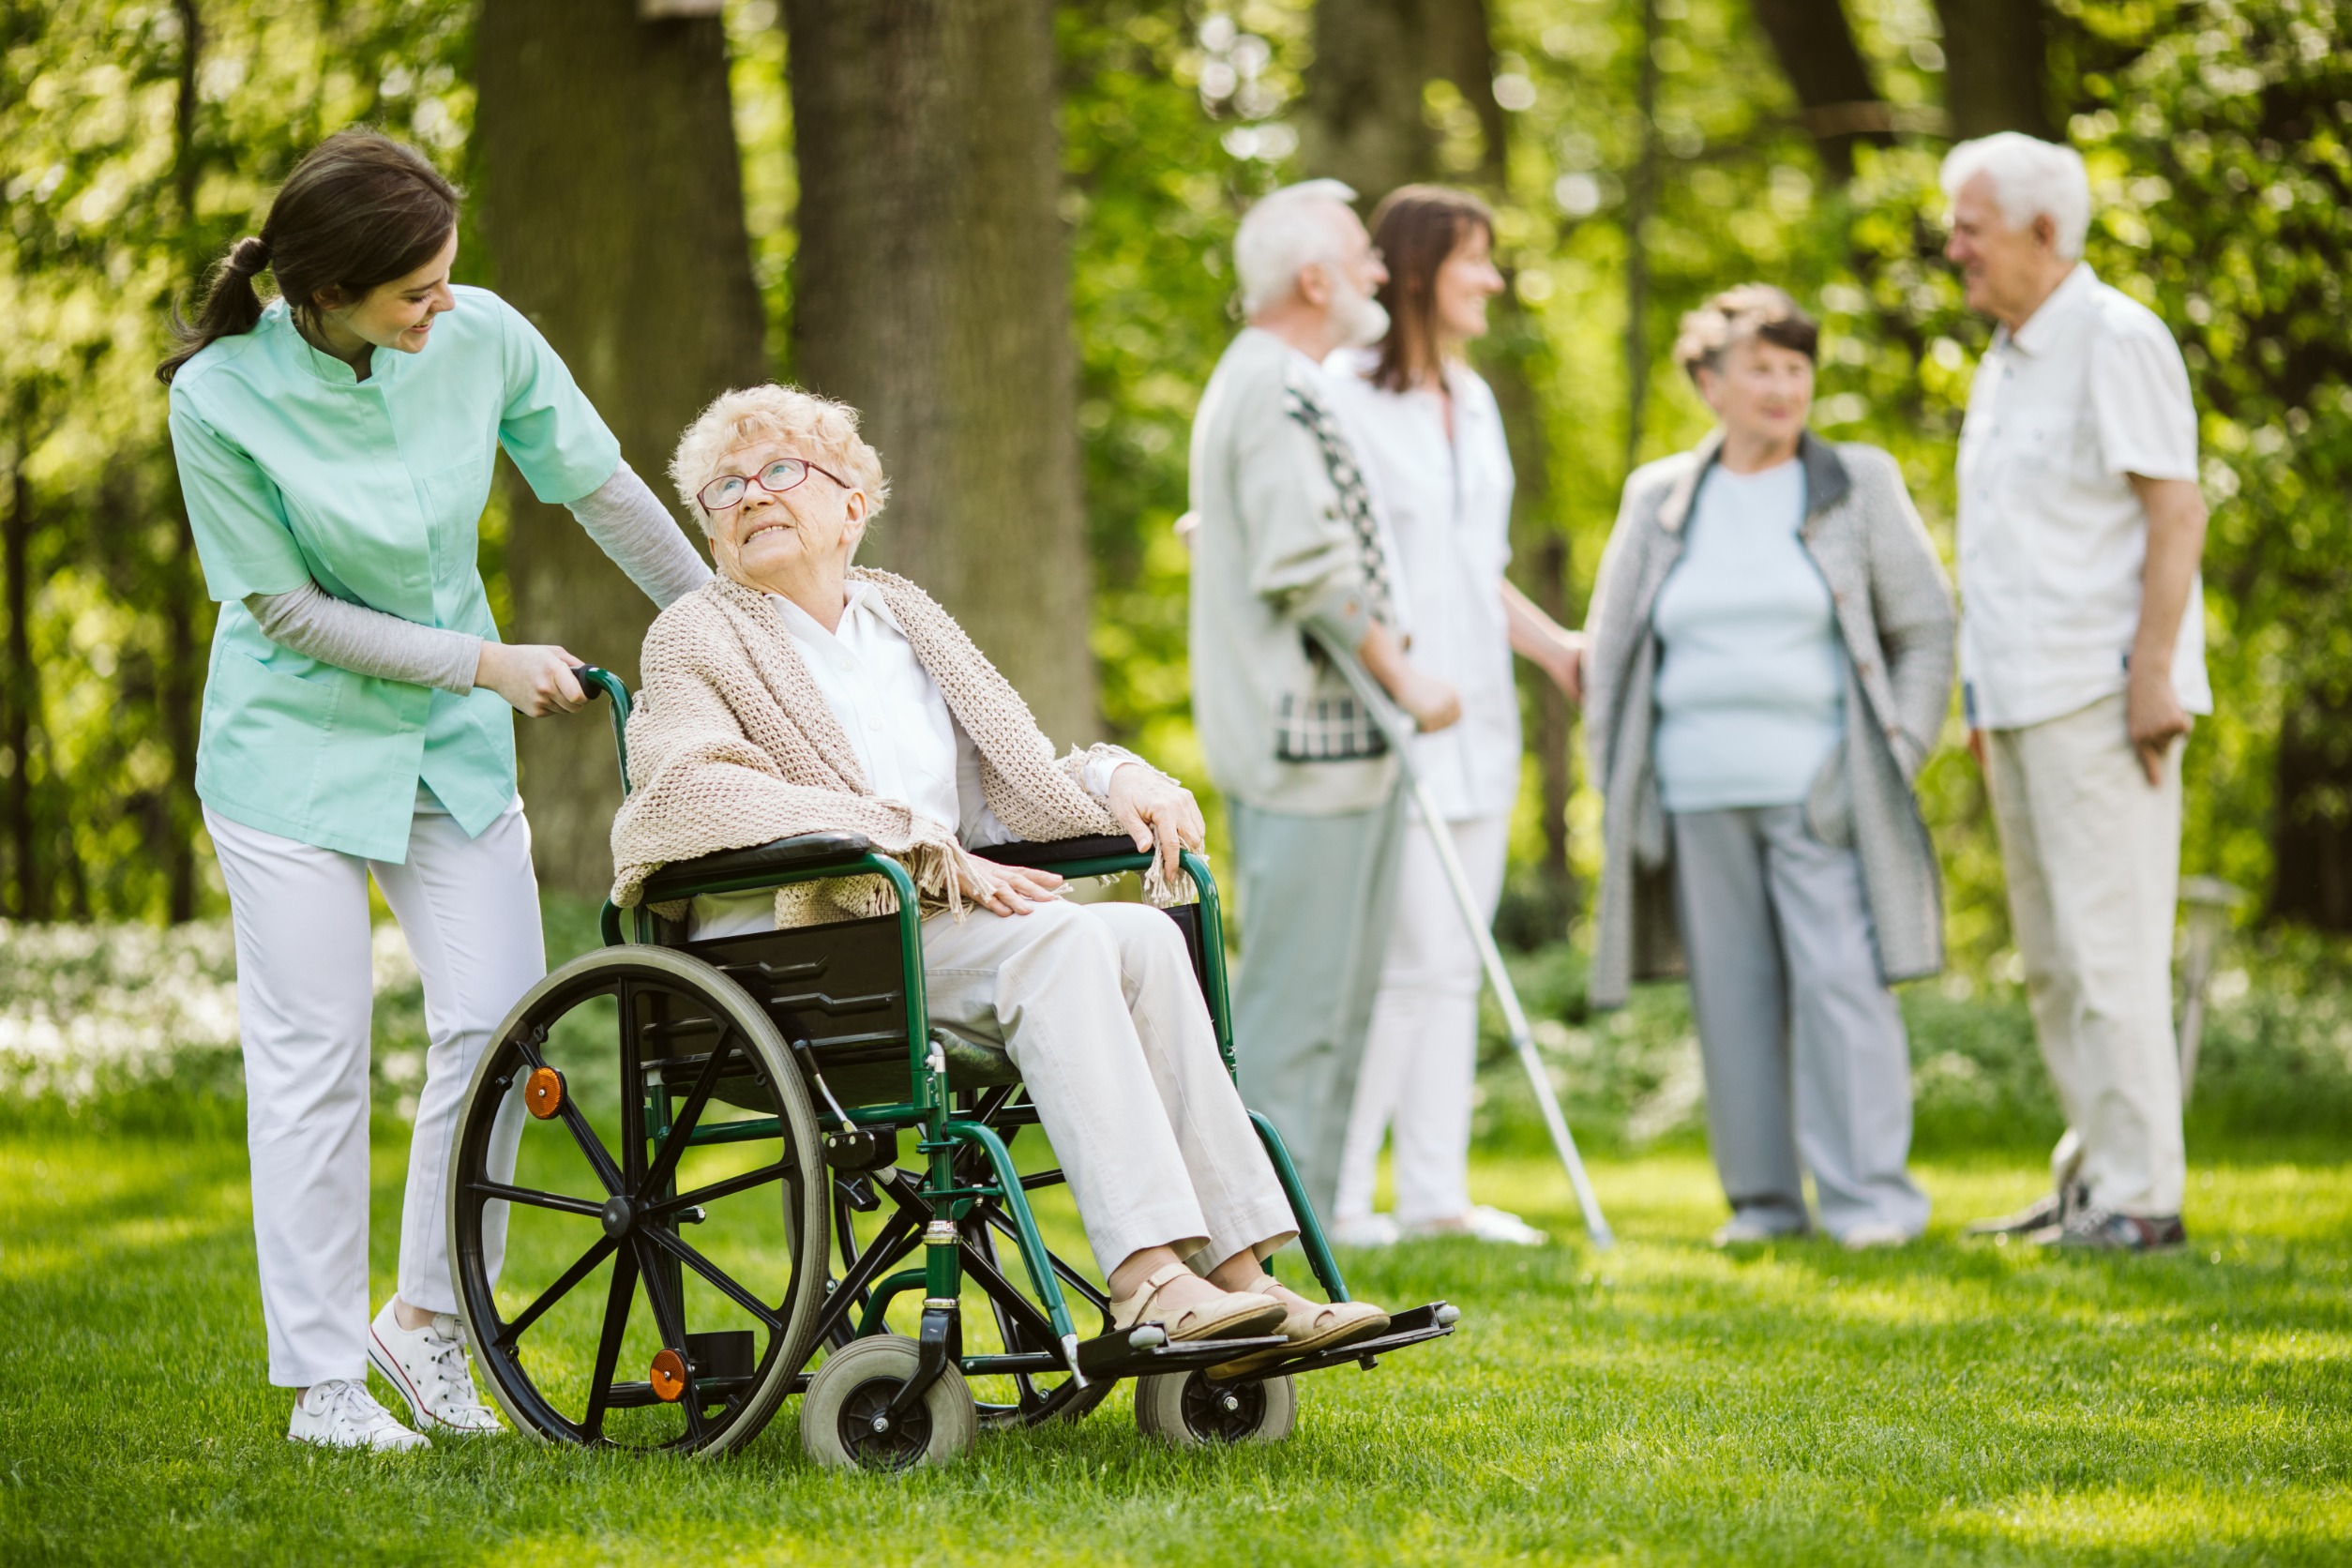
1336,814,1509,1227
205,801,541,1388
695,891,1298,1277
1984,692,2187,1217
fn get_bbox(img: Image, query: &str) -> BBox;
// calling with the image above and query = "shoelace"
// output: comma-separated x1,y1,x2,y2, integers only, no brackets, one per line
415,1325,497,1417
313,1379,410,1440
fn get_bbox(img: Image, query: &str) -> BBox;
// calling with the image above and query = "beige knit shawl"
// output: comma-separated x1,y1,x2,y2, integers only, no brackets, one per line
611,570,1169,927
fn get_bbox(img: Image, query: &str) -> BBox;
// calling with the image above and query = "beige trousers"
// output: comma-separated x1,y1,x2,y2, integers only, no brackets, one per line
1984,692,2186,1217
693,890,1298,1275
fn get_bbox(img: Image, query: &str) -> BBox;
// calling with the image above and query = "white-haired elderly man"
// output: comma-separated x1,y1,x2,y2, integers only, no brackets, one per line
1187,178,1462,1218
1944,133,2209,1253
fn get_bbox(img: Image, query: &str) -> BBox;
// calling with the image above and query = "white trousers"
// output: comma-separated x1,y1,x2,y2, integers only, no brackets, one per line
926,899,1298,1276
206,802,543,1388
1336,815,1509,1227
1984,692,2186,1217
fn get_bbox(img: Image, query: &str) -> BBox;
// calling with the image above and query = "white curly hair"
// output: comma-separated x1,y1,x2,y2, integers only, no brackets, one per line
669,384,891,535
1939,132,2092,261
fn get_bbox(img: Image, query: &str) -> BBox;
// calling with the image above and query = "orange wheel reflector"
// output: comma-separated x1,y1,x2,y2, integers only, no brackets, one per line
524,1066,565,1121
650,1348,687,1402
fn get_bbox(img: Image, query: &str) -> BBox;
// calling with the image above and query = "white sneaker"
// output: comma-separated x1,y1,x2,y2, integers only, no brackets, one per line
368,1301,505,1435
1328,1213,1402,1248
288,1378,430,1453
1838,1222,1913,1251
1403,1205,1548,1246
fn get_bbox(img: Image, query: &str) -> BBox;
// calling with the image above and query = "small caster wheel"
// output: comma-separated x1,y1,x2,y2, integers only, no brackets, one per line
801,1334,976,1470
1134,1370,1296,1446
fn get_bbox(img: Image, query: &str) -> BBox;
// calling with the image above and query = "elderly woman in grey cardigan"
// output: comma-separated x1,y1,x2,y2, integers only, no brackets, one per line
610,384,1387,1368
1583,286,1954,1249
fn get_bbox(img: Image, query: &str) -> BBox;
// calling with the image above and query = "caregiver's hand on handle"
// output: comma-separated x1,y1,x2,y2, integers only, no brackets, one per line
475,642,589,716
1108,764,1208,891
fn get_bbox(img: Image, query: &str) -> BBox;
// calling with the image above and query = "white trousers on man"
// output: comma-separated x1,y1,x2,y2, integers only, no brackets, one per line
1336,814,1508,1227
1984,692,2186,1217
694,889,1299,1278
206,801,541,1389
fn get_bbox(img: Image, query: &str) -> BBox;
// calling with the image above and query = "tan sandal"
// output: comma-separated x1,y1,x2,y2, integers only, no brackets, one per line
1108,1261,1286,1343
1209,1276,1390,1379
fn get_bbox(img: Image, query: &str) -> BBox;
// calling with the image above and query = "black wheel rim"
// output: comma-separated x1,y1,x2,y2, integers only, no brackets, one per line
1180,1374,1267,1443
448,955,825,1452
837,1376,934,1470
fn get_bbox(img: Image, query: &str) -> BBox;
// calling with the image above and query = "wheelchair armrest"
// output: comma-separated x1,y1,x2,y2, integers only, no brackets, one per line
639,832,875,903
971,834,1143,870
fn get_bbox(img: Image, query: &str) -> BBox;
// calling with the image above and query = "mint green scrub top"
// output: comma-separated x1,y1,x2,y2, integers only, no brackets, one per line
168,285,621,863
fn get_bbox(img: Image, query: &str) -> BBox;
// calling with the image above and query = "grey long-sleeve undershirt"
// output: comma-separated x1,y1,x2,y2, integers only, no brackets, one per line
240,461,712,695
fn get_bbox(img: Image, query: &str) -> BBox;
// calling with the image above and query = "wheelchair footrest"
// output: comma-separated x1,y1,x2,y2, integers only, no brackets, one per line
1073,1329,1290,1381
1217,1300,1462,1383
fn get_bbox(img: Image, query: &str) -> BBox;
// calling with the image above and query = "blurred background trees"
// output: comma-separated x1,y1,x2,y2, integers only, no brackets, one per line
2,0,2345,962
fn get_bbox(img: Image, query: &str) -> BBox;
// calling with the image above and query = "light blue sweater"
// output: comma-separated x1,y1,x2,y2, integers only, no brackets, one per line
1651,459,1846,812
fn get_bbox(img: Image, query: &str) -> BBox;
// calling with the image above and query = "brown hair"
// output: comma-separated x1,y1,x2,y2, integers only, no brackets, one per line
1365,185,1496,395
158,129,460,384
1670,283,1819,384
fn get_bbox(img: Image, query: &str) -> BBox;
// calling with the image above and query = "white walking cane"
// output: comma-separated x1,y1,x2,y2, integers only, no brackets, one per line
1308,627,1614,1249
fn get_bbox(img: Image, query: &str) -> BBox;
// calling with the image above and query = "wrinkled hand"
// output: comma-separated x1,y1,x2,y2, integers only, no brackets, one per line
1393,668,1463,733
955,857,1065,918
1107,764,1206,890
476,643,589,716
2127,664,2191,785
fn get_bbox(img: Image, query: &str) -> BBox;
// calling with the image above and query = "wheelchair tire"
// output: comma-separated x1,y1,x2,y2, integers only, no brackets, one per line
1134,1370,1297,1446
445,945,829,1456
800,1334,977,1470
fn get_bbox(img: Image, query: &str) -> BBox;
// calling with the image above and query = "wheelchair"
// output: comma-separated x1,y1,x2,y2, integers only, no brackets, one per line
443,668,1458,1470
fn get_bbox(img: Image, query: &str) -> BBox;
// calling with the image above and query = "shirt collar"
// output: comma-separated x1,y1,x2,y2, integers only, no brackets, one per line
766,577,899,645
2004,263,2098,357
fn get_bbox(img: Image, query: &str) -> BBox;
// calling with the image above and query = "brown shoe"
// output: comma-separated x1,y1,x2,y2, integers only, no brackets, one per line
1108,1261,1285,1342
1208,1276,1389,1380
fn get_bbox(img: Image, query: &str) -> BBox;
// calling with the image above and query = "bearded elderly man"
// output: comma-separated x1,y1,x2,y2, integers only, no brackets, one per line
1187,178,1461,1217
1944,134,2210,1253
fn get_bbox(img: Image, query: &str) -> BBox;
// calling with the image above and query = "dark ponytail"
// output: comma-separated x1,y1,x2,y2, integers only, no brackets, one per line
158,129,460,384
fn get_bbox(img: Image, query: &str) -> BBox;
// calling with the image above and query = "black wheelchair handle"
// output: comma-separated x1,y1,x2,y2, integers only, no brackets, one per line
570,663,610,700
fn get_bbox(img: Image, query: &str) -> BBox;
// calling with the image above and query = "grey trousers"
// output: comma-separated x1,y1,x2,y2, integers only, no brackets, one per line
1229,787,1408,1218
1669,807,1930,1239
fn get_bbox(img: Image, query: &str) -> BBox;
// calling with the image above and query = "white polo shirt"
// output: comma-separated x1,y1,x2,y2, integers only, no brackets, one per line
1956,264,2210,731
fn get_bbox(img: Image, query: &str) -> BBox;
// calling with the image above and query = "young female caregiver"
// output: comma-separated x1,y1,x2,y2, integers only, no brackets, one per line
160,131,710,1452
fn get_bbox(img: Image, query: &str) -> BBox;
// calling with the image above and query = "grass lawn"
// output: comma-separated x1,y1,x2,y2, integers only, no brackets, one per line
2,1120,2346,1566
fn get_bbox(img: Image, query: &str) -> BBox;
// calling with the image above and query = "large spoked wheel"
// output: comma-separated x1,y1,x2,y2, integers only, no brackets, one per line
445,945,829,1455
1135,1370,1297,1447
800,1334,977,1470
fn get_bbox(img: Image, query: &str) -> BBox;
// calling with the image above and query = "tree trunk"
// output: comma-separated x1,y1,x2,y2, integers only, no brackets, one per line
5,423,39,919
1747,0,1892,181
475,0,764,897
780,0,1096,748
162,0,205,921
1933,0,2056,140
1304,0,1580,894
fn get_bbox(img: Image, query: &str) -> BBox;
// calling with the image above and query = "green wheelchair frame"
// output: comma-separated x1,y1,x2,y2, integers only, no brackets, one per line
443,666,1456,1468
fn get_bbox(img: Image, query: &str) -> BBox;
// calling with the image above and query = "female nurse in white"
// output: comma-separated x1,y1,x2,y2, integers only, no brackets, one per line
1325,186,1583,1247
161,131,710,1450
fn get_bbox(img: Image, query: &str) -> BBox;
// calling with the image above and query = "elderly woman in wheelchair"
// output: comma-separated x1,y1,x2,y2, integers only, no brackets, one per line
620,382,1389,1352
433,384,1453,1469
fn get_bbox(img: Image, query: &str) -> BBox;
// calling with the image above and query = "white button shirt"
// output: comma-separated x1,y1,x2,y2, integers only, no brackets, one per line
1956,264,2209,731
1324,352,1520,822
